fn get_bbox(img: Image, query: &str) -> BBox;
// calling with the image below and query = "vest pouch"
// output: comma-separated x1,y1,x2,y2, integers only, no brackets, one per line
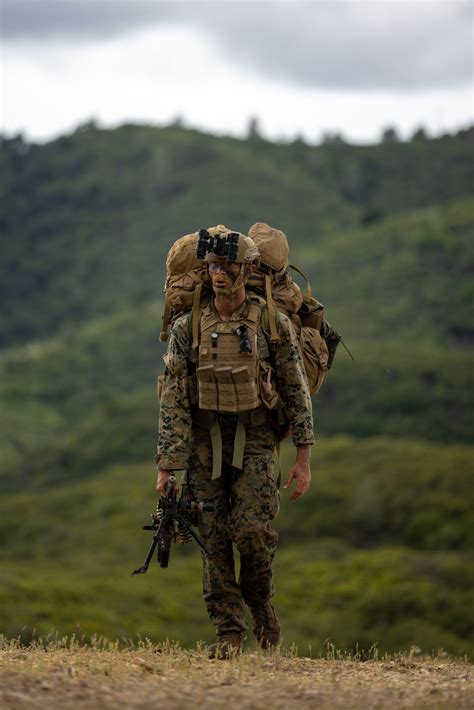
259,360,280,410
299,327,329,396
215,366,237,412
197,364,218,410
321,319,342,369
231,366,261,411
299,297,324,330
167,273,199,311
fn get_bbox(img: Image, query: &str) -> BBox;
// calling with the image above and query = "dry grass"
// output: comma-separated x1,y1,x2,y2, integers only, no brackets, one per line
0,637,472,709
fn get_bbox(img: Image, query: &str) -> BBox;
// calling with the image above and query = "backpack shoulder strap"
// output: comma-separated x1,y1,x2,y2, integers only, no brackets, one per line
191,282,203,350
160,298,172,342
263,274,281,342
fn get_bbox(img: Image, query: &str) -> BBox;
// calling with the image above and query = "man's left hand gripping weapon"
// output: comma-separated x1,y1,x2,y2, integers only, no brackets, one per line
132,475,215,575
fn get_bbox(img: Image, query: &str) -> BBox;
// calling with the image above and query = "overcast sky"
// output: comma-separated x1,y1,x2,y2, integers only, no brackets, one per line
1,0,473,144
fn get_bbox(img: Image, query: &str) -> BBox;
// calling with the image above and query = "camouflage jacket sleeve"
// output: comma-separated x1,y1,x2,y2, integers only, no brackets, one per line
155,314,193,470
271,312,315,446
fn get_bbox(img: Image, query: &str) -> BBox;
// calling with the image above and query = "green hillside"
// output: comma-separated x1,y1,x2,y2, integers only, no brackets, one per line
1,438,473,656
1,124,473,655
1,296,472,497
294,197,474,346
1,125,473,347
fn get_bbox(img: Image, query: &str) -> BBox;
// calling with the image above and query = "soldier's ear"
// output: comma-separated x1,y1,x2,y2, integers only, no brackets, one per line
246,263,256,274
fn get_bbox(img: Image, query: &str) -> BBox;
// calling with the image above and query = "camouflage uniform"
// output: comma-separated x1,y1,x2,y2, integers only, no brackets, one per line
156,297,314,637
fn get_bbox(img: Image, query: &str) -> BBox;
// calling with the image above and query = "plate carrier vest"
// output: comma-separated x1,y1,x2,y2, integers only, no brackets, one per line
197,301,262,414
191,298,275,480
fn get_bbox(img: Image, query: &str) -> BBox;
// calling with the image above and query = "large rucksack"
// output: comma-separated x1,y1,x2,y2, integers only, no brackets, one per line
159,223,341,396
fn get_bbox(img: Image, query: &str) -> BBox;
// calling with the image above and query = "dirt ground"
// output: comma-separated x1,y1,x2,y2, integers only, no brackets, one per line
0,645,472,709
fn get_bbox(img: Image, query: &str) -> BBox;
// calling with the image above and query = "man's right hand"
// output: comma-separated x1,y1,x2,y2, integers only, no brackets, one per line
156,469,173,495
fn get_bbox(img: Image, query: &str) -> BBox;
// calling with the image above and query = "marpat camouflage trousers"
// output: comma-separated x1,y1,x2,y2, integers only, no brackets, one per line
187,415,280,637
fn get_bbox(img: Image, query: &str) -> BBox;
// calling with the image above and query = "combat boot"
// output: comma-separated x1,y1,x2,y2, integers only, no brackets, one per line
207,633,243,659
249,601,281,649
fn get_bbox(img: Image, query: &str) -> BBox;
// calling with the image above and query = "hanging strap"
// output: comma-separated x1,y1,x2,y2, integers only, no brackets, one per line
191,282,203,351
210,417,246,476
210,419,223,479
264,274,280,342
160,299,172,342
341,339,355,361
232,419,246,470
289,264,312,299
194,407,269,477
274,441,282,489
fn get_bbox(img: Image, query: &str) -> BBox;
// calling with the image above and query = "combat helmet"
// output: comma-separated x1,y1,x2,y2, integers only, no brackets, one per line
196,228,259,295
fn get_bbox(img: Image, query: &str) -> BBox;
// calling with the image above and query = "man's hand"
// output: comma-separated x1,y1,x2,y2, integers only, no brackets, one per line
283,445,312,501
156,469,173,495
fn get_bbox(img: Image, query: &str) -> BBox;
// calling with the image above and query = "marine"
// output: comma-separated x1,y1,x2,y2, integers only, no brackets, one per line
155,229,315,657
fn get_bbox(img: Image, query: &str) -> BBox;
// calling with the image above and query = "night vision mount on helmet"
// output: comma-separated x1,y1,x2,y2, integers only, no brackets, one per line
196,229,260,296
159,222,347,400
197,229,260,265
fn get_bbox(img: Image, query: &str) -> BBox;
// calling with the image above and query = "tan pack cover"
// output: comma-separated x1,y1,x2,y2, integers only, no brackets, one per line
160,222,334,399
299,327,329,395
247,271,303,322
166,225,229,278
248,222,289,273
160,225,228,341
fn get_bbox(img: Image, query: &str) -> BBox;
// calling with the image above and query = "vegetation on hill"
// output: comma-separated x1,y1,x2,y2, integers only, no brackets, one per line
1,438,473,656
0,297,472,497
1,125,472,347
1,123,473,656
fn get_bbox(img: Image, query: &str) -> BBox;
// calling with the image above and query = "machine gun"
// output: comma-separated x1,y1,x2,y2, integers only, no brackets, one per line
132,476,215,575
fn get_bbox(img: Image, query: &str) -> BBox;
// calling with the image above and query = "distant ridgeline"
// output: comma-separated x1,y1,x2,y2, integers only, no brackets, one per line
0,124,473,484
1,124,473,347
1,125,474,657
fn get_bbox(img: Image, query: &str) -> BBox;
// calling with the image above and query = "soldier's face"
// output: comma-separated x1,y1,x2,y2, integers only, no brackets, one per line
208,261,241,288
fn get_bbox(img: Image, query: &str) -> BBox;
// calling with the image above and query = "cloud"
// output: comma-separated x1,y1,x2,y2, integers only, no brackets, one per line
2,0,473,90
1,0,170,41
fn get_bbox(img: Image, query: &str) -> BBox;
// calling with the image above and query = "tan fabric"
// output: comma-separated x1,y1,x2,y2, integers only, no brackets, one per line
197,306,261,413
166,225,228,276
289,264,324,329
208,224,230,236
161,223,334,400
246,272,303,319
298,295,324,330
156,303,315,472
248,222,289,272
161,226,229,341
299,327,329,395
166,232,201,276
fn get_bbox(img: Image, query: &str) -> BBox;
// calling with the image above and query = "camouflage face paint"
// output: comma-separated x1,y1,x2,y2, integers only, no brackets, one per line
208,261,241,282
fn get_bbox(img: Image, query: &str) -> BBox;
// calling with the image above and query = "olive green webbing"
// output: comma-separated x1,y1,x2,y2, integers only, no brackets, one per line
209,418,246,477
275,442,282,489
247,302,261,324
191,282,203,350
264,274,280,341
232,419,246,469
210,419,223,479
160,299,171,342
